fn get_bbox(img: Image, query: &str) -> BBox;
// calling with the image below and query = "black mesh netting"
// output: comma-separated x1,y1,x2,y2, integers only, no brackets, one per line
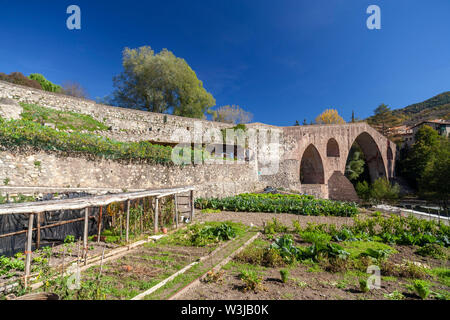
0,192,109,256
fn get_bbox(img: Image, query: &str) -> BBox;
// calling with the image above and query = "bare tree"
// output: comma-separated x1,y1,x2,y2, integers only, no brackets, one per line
212,105,253,124
62,81,88,99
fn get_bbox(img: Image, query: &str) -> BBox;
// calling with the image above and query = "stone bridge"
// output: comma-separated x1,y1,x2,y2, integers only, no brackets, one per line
258,122,397,201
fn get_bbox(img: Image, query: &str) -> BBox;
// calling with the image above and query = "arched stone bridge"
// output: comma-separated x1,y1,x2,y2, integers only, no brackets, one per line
258,122,397,201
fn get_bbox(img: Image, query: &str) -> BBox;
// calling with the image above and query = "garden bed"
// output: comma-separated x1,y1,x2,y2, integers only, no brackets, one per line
178,213,450,300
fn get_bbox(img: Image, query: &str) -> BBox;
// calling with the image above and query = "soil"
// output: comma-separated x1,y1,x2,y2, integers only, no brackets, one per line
178,211,450,300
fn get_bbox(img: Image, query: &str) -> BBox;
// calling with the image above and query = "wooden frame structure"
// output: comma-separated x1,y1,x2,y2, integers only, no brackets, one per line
0,186,195,288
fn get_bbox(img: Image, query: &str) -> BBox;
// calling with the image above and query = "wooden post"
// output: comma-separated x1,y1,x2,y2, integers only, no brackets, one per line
83,207,89,265
24,213,34,288
126,200,130,243
174,194,179,229
154,197,159,234
189,190,194,222
97,206,103,243
36,212,41,250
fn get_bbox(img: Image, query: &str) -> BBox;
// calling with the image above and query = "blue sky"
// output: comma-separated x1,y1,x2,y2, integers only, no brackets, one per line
1,0,449,126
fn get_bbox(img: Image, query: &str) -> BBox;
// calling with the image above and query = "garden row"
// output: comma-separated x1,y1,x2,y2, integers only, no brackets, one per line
1,221,248,299
195,193,359,217
207,213,450,300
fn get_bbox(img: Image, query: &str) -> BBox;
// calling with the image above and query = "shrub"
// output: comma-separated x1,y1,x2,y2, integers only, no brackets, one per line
0,72,42,89
356,181,371,201
370,178,400,203
28,73,62,93
415,243,446,259
262,248,286,267
280,269,289,283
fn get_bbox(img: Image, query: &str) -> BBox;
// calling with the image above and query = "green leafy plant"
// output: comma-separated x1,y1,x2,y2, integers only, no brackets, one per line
359,278,370,293
412,279,430,300
64,235,75,244
384,290,405,300
195,193,358,217
280,269,289,283
415,243,446,259
239,269,264,292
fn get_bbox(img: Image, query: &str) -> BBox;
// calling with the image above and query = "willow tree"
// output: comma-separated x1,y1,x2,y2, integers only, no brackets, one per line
112,46,215,119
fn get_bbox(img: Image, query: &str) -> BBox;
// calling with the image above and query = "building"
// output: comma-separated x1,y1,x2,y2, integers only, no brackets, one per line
404,119,450,147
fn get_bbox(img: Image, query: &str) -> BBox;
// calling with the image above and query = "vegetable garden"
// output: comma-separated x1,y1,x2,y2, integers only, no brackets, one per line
195,193,359,217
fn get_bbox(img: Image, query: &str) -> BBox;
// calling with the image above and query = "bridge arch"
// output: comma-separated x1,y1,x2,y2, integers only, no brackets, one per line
300,144,324,184
347,132,387,182
326,138,340,157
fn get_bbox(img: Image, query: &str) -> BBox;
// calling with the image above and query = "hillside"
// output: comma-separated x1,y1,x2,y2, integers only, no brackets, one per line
367,91,450,127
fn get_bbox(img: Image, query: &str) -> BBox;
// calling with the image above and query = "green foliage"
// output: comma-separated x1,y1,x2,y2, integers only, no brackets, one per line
263,218,289,235
20,103,109,132
64,235,75,244
355,181,370,201
384,290,405,300
112,46,215,119
359,278,370,293
419,136,450,203
367,103,402,136
359,248,392,260
415,243,446,259
299,215,449,248
269,235,299,263
300,231,332,246
345,150,365,182
239,269,264,292
0,118,176,165
280,269,289,283
400,125,449,199
195,193,358,217
412,279,430,299
28,74,62,93
200,208,221,214
369,178,400,203
0,253,25,276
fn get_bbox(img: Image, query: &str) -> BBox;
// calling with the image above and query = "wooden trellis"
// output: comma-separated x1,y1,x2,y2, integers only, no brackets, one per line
0,186,195,288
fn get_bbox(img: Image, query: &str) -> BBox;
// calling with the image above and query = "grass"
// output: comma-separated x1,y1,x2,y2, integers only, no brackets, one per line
20,103,110,132
341,241,396,259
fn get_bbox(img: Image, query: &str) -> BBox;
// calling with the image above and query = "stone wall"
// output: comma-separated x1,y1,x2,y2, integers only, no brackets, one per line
0,80,231,143
0,149,263,199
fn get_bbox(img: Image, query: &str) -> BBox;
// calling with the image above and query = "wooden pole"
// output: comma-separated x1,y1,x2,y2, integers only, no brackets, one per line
24,213,34,288
97,206,103,243
83,207,89,265
154,197,159,234
174,194,179,229
189,190,194,222
36,212,41,250
126,200,130,243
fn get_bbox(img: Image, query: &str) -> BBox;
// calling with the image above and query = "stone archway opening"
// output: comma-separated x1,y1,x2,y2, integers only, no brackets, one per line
345,132,386,183
300,144,325,184
326,138,340,157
